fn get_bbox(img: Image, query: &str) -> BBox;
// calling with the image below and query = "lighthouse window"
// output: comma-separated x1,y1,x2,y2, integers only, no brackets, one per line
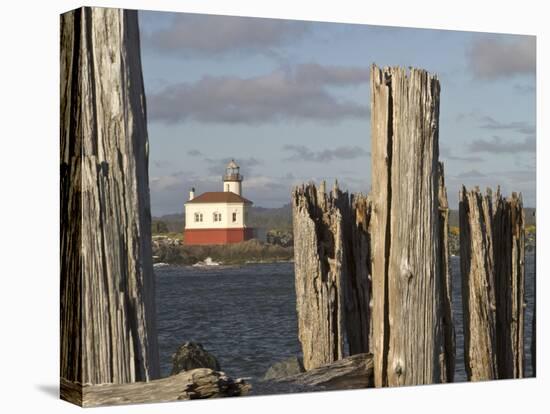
194,213,199,222
232,212,237,222
213,212,222,222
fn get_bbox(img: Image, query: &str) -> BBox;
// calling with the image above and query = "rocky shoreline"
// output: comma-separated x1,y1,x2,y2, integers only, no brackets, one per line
152,231,535,265
447,230,535,256
169,342,372,396
152,236,293,266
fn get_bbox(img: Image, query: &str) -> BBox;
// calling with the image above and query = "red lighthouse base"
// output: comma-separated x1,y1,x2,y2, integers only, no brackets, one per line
183,228,254,245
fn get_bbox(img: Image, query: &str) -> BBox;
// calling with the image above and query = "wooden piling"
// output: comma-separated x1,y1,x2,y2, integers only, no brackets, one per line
370,65,451,386
438,163,455,382
459,187,498,381
493,191,525,379
292,182,348,370
532,282,536,376
345,193,372,355
531,213,537,377
60,6,160,401
459,187,526,380
292,184,372,370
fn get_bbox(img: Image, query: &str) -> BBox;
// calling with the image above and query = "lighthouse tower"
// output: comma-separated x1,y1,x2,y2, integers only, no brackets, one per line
223,159,243,195
183,159,254,245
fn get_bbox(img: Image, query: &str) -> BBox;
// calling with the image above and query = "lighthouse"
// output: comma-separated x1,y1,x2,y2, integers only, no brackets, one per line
183,160,254,245
223,159,242,195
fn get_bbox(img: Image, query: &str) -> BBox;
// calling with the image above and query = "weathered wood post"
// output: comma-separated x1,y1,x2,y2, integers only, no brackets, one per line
532,281,536,376
438,163,455,382
493,191,525,379
345,193,372,355
459,187,498,381
459,187,527,381
60,6,160,401
532,210,536,376
292,182,348,370
370,65,452,386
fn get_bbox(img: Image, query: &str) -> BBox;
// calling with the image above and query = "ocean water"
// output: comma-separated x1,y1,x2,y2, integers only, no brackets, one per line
155,254,535,389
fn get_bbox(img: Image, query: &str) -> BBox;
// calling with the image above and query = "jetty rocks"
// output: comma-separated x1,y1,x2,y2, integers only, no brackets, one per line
263,356,305,380
172,342,221,375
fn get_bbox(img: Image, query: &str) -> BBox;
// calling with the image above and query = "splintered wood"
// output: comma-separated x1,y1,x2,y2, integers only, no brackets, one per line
292,182,348,371
291,182,371,371
459,187,525,380
60,6,159,395
370,65,452,386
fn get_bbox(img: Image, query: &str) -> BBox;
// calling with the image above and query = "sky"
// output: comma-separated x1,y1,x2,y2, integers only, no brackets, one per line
138,11,536,216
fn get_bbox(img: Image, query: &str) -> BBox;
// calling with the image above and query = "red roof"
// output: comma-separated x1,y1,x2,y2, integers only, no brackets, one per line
186,192,253,205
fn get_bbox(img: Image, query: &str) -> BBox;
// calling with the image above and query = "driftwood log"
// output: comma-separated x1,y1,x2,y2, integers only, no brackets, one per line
60,5,159,403
61,369,250,407
292,182,348,370
370,65,452,387
275,353,374,389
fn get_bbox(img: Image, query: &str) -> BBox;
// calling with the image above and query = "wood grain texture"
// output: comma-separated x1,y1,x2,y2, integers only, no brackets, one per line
531,213,537,377
370,65,451,386
493,190,525,379
438,163,455,382
344,194,372,355
274,353,374,389
459,187,498,381
292,184,371,371
459,187,526,381
60,6,159,390
532,278,536,376
61,369,249,407
292,182,347,370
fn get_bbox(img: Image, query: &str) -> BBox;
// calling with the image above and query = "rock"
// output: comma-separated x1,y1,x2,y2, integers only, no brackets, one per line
263,356,305,380
273,353,373,390
171,342,221,375
266,229,294,247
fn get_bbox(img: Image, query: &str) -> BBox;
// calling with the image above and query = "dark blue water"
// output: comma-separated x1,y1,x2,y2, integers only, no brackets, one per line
155,262,301,381
155,254,535,387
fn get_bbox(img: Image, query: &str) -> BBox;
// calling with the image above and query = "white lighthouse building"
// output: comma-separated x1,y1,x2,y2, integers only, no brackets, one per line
183,160,254,245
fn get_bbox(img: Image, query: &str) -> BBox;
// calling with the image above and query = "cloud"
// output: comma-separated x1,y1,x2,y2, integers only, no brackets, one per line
514,84,536,94
143,13,309,56
445,169,535,208
147,63,370,124
149,170,298,214
202,157,262,175
440,145,484,163
478,116,535,135
152,160,173,168
150,170,191,192
468,135,536,154
456,113,536,155
187,149,204,157
457,169,485,178
467,36,535,79
283,144,369,162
